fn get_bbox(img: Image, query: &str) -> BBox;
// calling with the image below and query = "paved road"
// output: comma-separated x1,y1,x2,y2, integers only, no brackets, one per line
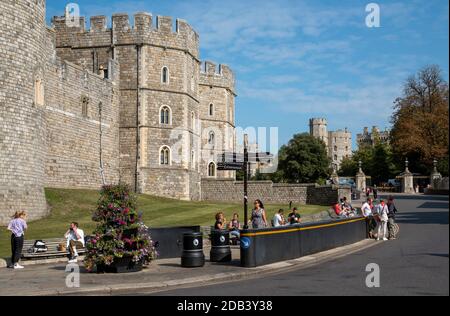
153,194,449,296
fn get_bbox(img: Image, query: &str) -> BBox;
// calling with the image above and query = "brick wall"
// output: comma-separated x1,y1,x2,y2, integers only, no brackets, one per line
201,179,351,206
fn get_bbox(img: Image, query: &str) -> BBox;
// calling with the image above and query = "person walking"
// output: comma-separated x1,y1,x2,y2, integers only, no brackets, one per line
387,196,398,240
376,200,389,241
7,211,28,269
250,199,267,229
373,185,378,200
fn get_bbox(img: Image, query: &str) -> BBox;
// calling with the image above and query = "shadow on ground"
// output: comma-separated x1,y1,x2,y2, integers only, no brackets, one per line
396,211,449,225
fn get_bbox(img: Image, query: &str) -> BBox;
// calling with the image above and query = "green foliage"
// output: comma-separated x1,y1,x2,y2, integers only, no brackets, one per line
338,144,400,184
437,156,449,177
84,184,157,271
276,133,331,183
390,65,449,174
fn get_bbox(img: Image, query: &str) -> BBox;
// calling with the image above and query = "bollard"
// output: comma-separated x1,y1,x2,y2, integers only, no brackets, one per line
210,229,232,262
181,232,205,268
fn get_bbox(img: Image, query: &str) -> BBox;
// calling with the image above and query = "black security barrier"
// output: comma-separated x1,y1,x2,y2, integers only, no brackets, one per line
181,232,205,268
240,217,367,267
210,229,232,262
149,226,200,259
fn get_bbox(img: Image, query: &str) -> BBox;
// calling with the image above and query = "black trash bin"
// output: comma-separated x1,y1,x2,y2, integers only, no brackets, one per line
181,232,205,268
210,229,232,262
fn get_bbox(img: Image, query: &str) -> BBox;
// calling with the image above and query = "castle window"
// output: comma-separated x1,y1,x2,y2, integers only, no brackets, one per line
209,103,214,116
191,111,195,131
334,146,337,152
161,66,169,84
81,96,89,118
160,146,171,165
191,150,195,169
160,106,171,125
191,74,195,91
208,131,215,146
208,162,216,177
34,77,45,107
334,155,338,161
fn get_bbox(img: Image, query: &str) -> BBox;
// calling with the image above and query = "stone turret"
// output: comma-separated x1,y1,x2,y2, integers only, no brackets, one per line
309,118,328,147
0,0,49,224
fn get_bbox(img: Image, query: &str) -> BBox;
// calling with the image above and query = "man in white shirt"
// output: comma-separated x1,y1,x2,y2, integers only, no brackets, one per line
272,209,286,227
361,198,376,238
361,198,373,217
64,222,85,263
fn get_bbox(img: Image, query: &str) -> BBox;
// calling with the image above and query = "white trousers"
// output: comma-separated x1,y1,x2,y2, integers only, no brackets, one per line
377,221,388,239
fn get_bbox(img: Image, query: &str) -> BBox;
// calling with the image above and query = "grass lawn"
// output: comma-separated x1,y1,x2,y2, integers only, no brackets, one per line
0,188,328,259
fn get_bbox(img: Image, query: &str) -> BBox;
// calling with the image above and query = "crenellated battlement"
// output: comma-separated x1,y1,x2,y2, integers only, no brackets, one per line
199,61,235,93
52,11,199,58
310,118,328,125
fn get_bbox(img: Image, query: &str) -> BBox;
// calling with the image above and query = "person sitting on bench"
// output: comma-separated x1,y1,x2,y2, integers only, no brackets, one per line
227,213,241,240
64,222,85,263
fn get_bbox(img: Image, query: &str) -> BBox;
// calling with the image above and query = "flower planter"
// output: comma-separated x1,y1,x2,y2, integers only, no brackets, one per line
122,228,138,239
96,256,143,274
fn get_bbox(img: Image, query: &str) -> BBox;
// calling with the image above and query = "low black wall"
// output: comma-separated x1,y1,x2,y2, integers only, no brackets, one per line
148,226,200,259
240,217,367,267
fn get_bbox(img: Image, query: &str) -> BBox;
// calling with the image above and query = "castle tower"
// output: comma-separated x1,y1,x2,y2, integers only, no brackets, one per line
199,62,236,179
0,0,49,224
309,118,328,148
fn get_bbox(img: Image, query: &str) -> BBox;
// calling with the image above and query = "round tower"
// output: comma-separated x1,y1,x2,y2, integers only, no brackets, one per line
0,0,49,224
309,118,328,146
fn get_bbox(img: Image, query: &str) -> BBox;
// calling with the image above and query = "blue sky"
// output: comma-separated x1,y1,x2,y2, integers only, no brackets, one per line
46,0,449,150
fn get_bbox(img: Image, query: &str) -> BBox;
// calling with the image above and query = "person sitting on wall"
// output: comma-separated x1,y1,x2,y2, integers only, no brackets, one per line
227,212,241,240
333,202,348,218
214,212,226,230
288,207,301,225
341,197,357,217
64,222,85,263
272,209,287,227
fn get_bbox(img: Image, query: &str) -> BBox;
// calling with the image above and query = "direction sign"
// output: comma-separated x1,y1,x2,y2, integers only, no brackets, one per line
217,162,244,171
218,152,274,164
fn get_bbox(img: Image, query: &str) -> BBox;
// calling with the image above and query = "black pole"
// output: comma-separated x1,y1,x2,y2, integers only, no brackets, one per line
243,134,249,229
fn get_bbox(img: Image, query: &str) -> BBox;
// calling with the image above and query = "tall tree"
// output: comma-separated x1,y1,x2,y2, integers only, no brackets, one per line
276,133,330,183
390,65,449,174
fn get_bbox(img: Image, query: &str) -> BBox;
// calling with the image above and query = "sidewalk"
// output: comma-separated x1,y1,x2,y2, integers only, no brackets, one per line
0,239,377,296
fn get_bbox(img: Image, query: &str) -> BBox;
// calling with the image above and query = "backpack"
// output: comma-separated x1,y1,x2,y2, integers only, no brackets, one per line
31,240,48,253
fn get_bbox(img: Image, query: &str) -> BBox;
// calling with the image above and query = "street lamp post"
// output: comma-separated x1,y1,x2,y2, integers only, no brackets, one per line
243,134,249,229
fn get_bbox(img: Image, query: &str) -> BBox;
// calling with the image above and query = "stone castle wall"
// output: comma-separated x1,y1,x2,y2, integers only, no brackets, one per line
52,12,236,200
201,179,351,206
44,59,121,189
0,0,50,224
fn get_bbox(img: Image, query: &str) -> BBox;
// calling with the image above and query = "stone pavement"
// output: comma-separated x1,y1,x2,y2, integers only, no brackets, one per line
0,240,377,296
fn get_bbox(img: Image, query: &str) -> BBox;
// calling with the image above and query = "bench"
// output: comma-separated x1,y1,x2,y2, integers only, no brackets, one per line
21,238,87,260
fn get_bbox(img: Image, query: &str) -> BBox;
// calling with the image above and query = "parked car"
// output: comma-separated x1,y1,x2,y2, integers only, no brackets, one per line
388,179,401,187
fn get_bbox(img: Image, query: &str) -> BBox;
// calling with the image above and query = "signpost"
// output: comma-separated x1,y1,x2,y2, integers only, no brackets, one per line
217,134,274,229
